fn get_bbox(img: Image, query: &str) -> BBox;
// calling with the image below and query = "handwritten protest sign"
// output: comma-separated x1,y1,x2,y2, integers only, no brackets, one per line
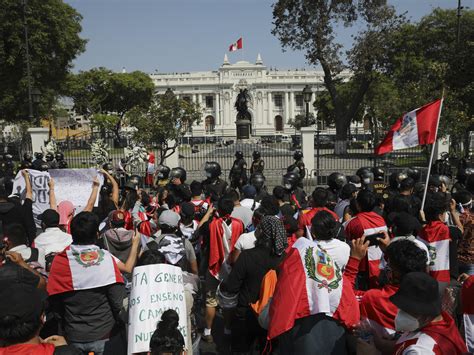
12,170,50,226
128,264,188,354
49,168,103,208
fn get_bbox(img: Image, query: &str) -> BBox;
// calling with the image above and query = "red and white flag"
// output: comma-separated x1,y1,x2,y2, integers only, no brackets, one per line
47,245,124,296
268,237,359,339
229,37,243,52
375,99,443,155
418,221,450,283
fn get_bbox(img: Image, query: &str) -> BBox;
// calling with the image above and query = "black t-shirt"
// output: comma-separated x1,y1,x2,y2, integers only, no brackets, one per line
0,261,40,289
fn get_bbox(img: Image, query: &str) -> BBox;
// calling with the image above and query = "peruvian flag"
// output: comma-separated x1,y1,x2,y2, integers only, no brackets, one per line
375,99,443,155
418,221,450,283
229,37,243,52
47,245,124,296
268,237,359,339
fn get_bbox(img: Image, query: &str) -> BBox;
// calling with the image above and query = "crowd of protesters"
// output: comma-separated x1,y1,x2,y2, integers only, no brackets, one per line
0,149,473,355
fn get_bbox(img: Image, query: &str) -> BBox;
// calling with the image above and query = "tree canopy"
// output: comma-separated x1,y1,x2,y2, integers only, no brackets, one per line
128,90,201,164
0,0,86,121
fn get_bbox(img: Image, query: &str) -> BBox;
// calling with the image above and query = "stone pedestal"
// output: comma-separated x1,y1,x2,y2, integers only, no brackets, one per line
28,127,49,153
236,119,251,139
301,127,315,174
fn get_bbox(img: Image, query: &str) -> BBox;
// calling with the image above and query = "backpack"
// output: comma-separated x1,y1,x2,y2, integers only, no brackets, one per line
250,269,277,316
147,234,188,271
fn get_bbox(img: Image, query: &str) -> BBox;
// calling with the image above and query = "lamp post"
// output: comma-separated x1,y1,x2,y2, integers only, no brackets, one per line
313,99,320,182
302,85,312,127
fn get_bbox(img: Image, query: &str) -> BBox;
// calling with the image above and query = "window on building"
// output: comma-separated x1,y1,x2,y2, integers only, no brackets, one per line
295,94,304,107
275,115,284,132
274,94,283,107
205,115,215,133
205,96,214,108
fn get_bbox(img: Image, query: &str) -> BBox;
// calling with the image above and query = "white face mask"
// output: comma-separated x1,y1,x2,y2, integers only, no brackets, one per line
206,172,212,178
284,183,292,190
444,212,450,224
363,178,371,185
395,309,420,332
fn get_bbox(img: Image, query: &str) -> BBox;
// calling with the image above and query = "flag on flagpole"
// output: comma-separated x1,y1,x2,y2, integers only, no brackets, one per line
229,37,243,52
375,99,443,155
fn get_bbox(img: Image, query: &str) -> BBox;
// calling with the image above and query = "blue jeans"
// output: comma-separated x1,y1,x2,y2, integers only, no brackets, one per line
71,339,108,355
459,263,474,276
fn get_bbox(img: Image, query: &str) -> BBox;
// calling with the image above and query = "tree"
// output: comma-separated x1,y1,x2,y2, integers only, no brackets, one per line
128,90,201,164
272,0,404,153
67,68,154,140
288,113,316,131
0,0,86,121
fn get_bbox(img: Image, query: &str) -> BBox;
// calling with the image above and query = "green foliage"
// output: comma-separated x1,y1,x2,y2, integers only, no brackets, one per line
288,113,316,131
272,0,404,149
0,0,86,121
128,91,201,164
67,68,154,138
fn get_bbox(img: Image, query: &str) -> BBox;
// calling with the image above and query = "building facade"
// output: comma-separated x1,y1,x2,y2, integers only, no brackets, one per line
151,54,352,138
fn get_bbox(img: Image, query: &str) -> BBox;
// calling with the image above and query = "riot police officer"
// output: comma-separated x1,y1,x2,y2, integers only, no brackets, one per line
452,167,474,193
155,165,171,188
250,172,268,202
372,167,387,197
45,152,57,169
20,153,33,170
168,167,192,203
287,150,305,187
31,152,44,171
356,167,374,190
3,154,15,179
55,152,68,169
327,172,347,197
250,150,264,175
384,171,408,200
282,171,307,210
202,161,228,203
229,151,247,191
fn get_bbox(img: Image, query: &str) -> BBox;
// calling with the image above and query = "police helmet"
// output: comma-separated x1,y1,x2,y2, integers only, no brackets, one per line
406,168,421,183
156,165,171,180
102,163,114,175
23,153,32,162
371,167,385,181
34,152,44,160
45,152,54,162
170,167,187,182
456,167,474,185
389,171,408,189
235,151,244,160
55,152,64,161
250,172,266,189
439,175,451,187
58,160,68,169
282,172,299,190
293,150,303,160
204,161,222,179
327,172,347,191
39,162,50,172
356,167,374,185
252,151,261,160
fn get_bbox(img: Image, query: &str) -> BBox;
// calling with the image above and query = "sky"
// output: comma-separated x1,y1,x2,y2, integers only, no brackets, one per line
64,0,472,74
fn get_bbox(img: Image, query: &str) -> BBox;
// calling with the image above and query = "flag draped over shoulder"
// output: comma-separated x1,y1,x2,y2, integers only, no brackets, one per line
229,37,243,52
375,99,442,155
47,245,123,296
268,238,359,339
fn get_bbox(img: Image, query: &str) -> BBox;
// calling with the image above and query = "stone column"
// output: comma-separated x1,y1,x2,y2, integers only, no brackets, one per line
284,92,289,124
28,128,49,154
301,127,315,175
267,92,272,126
215,92,220,126
289,92,295,122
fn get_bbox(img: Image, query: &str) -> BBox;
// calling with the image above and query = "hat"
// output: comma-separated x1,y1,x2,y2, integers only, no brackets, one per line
0,284,47,321
109,210,126,226
242,185,257,198
38,209,60,227
180,202,195,218
158,210,180,228
57,200,74,226
392,212,422,236
389,272,441,317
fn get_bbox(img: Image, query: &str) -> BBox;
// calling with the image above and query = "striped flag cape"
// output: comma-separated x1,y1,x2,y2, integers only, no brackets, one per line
268,237,359,339
47,244,124,296
418,221,450,283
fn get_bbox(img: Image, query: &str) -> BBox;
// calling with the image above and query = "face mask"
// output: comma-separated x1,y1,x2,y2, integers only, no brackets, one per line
444,212,449,224
157,173,164,179
206,172,212,178
284,183,292,190
395,309,420,332
363,178,371,185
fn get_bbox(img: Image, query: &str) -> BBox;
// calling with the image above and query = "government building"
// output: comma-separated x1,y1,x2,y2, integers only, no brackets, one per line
151,54,353,138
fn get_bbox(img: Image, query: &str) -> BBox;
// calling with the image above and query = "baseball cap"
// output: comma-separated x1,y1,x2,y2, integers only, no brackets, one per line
158,210,180,228
0,284,47,321
242,185,257,199
180,202,195,218
38,209,60,227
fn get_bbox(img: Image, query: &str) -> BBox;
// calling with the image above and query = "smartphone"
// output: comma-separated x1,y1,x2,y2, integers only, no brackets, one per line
365,232,385,247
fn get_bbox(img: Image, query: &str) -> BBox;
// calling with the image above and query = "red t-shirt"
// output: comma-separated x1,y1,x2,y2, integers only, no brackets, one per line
0,343,55,355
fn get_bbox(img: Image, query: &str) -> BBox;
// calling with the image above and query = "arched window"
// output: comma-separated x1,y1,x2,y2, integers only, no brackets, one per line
205,115,215,133
275,115,284,132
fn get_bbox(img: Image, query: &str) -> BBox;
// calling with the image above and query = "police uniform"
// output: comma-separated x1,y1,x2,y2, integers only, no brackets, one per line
250,158,264,175
202,178,228,203
373,182,388,197
229,159,247,190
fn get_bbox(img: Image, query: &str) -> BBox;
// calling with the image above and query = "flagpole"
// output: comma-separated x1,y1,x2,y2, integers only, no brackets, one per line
421,97,445,211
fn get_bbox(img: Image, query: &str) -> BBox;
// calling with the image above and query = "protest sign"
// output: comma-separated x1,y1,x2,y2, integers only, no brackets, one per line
128,264,188,354
12,170,50,226
49,168,103,208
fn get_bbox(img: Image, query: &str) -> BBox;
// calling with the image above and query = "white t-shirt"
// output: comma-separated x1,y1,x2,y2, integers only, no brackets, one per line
33,227,72,256
315,238,350,271
234,231,257,251
231,205,254,229
241,198,260,211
